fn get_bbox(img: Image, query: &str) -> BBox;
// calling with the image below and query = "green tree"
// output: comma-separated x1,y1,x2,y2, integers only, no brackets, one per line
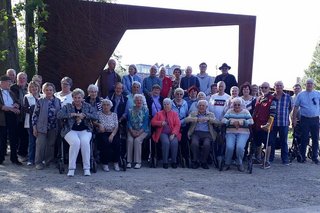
0,0,20,75
303,41,320,90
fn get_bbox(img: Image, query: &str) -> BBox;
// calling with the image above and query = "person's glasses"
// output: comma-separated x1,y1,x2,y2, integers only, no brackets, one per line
261,87,268,89
61,82,70,86
233,104,241,106
176,93,183,96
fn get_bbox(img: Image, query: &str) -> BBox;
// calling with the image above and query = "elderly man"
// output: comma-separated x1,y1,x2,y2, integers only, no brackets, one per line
181,66,200,97
214,63,238,95
252,82,277,169
197,62,214,96
292,79,320,164
142,65,162,98
208,81,230,121
97,59,121,98
186,100,218,169
10,72,29,160
0,75,21,165
6,69,16,85
269,81,292,165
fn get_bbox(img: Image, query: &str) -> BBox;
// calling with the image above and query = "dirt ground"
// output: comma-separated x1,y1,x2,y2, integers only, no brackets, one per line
1,151,320,213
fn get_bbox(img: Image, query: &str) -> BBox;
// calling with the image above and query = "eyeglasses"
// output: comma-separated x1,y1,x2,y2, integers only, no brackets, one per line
233,104,241,106
176,93,184,96
261,87,269,89
61,82,70,86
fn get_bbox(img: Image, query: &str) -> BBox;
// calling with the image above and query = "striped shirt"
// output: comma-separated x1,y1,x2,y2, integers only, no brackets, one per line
273,92,292,127
222,109,254,134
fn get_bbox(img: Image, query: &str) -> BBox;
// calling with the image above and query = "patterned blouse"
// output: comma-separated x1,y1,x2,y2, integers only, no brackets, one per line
127,106,149,132
97,111,118,132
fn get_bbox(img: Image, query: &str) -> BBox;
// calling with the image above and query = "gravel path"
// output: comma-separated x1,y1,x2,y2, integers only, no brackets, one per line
0,154,320,212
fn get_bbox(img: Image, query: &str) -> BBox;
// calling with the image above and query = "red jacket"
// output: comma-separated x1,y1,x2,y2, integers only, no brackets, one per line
160,77,172,98
151,110,181,143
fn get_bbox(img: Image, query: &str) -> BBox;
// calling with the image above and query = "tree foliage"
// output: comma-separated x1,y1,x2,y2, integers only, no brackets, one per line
303,41,320,90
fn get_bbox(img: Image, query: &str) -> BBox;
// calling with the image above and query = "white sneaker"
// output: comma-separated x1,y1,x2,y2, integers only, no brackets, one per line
84,169,91,176
114,163,120,171
126,163,131,168
67,170,75,177
27,162,33,166
134,163,141,169
103,164,109,172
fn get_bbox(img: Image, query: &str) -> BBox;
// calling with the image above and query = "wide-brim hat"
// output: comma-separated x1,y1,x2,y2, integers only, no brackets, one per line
219,63,231,70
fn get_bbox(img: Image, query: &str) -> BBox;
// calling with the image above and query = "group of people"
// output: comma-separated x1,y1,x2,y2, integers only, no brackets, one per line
0,60,319,177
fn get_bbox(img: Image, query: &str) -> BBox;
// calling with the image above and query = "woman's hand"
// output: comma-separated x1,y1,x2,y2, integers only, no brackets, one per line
108,134,114,143
161,121,167,126
169,134,175,141
33,126,38,137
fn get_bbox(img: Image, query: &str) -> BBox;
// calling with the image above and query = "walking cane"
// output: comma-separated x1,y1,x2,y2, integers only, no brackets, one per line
262,116,274,169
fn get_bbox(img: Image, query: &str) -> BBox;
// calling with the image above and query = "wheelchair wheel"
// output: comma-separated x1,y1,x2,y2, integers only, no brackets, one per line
296,153,302,163
58,160,64,174
261,150,265,159
120,157,127,171
307,147,312,159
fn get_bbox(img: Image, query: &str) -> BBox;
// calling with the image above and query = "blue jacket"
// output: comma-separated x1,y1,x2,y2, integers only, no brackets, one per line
122,74,142,95
171,99,189,127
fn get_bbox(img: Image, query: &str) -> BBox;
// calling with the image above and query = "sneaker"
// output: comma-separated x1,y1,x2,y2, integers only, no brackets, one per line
126,163,131,168
27,162,33,166
114,163,120,171
67,170,75,177
261,161,271,169
283,162,291,166
35,163,44,170
134,163,141,169
102,164,109,172
238,164,245,172
84,170,91,176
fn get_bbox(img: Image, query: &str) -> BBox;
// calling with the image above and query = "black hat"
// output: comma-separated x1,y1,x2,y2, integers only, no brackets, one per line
219,63,231,70
0,75,11,81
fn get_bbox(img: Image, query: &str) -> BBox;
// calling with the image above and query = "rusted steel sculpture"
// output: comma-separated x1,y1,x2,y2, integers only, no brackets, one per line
39,0,256,90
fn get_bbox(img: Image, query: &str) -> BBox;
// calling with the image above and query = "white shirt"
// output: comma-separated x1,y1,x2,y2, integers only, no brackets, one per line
1,89,14,107
54,91,73,107
209,93,230,121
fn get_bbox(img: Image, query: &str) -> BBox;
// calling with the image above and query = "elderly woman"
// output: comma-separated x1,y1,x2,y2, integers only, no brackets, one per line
186,100,218,169
122,64,142,95
32,82,61,170
57,88,97,177
55,77,73,107
189,91,208,113
240,82,256,115
224,86,245,113
23,81,40,166
94,99,120,172
126,94,149,169
151,98,181,169
184,85,199,109
85,84,102,112
222,97,254,172
126,81,147,113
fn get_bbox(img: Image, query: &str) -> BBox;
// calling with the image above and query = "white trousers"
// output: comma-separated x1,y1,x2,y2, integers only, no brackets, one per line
64,130,92,170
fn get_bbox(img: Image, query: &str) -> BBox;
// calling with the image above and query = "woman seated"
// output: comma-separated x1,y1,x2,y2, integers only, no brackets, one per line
189,91,212,113
126,94,149,169
186,100,218,169
222,97,253,172
151,98,181,169
57,88,97,177
94,99,120,172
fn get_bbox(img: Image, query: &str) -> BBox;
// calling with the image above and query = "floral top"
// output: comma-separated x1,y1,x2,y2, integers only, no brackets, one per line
97,111,118,132
32,98,59,130
127,106,149,133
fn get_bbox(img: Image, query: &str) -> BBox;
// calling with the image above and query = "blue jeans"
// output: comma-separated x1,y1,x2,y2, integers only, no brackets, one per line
28,127,36,164
160,134,178,164
300,116,319,161
270,126,289,163
225,133,249,165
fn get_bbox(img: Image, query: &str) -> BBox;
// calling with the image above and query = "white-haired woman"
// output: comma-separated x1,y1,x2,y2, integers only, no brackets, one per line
151,98,181,169
57,88,97,177
222,97,253,172
122,64,142,95
125,81,147,113
85,84,102,112
224,86,245,113
94,99,120,172
188,91,213,113
126,94,149,169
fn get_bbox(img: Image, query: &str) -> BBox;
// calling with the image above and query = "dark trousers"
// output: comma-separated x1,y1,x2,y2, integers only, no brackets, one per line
0,112,19,162
17,121,29,157
191,131,211,163
98,132,120,164
300,116,319,161
270,126,289,163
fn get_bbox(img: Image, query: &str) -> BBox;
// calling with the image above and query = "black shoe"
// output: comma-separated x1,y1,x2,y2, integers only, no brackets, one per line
171,163,177,169
192,162,199,169
12,160,22,166
201,163,209,169
163,163,168,169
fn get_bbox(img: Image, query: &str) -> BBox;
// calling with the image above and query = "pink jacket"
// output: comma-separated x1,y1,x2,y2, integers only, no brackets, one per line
151,110,181,143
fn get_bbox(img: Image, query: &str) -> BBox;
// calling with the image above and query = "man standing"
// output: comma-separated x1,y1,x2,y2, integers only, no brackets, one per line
214,63,238,95
142,65,162,98
292,79,320,164
0,75,22,165
208,81,230,121
10,72,29,160
180,66,200,97
197,62,214,96
97,59,121,98
6,69,16,85
269,81,291,165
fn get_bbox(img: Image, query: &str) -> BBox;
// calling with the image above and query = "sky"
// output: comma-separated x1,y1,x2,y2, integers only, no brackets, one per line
113,0,320,88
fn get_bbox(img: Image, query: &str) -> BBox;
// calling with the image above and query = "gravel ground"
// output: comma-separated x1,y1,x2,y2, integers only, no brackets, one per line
0,152,320,213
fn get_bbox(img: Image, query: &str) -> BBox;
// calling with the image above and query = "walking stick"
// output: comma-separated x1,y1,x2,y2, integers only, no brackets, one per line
262,116,274,169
